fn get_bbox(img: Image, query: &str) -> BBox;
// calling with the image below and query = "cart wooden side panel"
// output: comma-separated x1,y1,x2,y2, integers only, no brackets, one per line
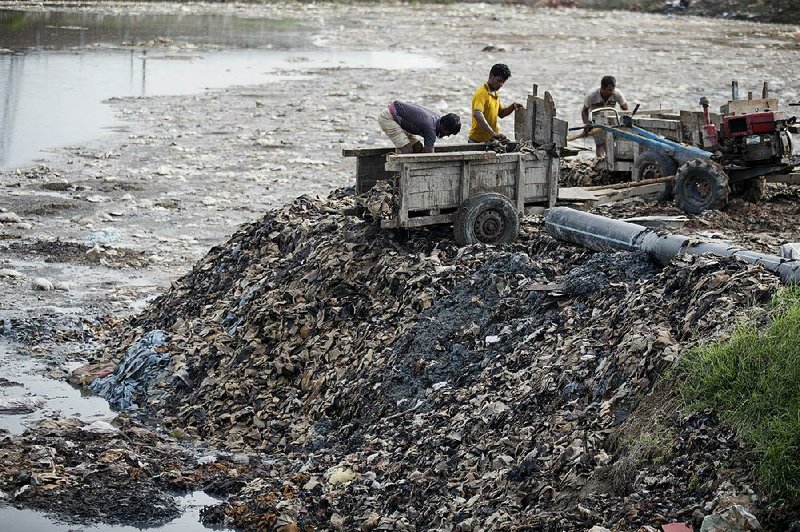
343,144,494,193
382,151,558,229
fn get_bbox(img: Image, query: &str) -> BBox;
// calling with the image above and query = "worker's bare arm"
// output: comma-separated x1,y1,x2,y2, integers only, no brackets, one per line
473,109,506,140
498,102,523,118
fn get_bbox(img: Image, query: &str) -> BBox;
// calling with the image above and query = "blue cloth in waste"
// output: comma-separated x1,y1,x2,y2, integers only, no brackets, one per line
90,330,169,410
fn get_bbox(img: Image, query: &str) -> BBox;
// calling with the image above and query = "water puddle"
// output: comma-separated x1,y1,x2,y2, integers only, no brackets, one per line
0,338,113,435
0,491,231,531
0,9,441,169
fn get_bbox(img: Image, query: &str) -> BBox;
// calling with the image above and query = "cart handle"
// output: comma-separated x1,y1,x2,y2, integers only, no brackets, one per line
588,107,622,127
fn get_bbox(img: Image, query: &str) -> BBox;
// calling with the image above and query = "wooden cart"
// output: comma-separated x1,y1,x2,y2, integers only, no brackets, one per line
343,86,565,245
381,149,559,245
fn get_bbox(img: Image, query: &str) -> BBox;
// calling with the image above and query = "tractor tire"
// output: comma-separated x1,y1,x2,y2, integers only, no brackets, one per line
453,193,519,246
739,176,767,203
632,150,677,201
673,159,730,215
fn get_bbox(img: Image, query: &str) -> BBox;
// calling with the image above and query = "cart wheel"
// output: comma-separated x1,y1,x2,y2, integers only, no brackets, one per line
673,159,729,214
737,176,766,203
632,150,677,201
453,193,519,246
632,150,677,181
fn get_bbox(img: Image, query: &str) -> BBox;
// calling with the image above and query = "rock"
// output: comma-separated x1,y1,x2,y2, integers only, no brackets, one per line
0,212,22,224
700,505,761,531
80,421,119,434
0,397,43,414
31,277,54,291
53,281,72,291
0,269,23,278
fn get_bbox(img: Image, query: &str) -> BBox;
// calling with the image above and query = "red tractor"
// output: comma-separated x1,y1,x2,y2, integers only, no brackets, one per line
672,90,796,213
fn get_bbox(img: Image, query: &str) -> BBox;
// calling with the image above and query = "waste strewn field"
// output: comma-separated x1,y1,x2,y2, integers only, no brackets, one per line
1,1,800,530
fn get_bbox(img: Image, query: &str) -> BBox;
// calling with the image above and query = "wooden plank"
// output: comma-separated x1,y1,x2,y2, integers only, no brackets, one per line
398,167,409,227
515,96,534,144
343,146,395,157
533,93,555,146
460,161,470,203
522,181,550,201
558,187,603,201
515,154,524,213
405,169,461,195
553,118,567,148
597,183,666,202
407,189,460,211
727,98,778,115
584,174,674,191
382,213,454,229
547,157,559,208
385,151,496,171
767,173,800,185
344,144,484,157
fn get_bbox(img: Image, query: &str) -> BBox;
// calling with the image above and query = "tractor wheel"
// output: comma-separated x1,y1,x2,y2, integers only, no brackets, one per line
739,176,767,203
632,150,677,201
453,193,519,246
673,159,730,214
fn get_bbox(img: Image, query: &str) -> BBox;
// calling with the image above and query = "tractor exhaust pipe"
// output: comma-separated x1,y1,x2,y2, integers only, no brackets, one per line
544,207,800,284
699,96,718,149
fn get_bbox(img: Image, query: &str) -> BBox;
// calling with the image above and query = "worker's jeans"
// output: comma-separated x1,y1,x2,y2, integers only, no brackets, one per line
378,108,419,148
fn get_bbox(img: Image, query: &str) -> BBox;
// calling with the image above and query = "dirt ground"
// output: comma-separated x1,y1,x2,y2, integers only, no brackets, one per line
1,1,800,530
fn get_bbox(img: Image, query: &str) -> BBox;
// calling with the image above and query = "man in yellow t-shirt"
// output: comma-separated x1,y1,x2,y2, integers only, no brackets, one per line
468,64,523,143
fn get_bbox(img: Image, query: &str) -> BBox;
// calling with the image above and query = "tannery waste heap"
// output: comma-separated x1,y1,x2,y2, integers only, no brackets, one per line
95,188,784,530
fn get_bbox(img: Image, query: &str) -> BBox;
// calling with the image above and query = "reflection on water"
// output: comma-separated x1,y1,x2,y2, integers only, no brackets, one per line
0,491,232,532
0,338,115,435
0,9,310,51
0,9,440,169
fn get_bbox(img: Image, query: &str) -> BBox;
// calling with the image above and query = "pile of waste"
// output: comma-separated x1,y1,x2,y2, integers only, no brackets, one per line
0,417,193,527
559,157,620,187
85,188,789,529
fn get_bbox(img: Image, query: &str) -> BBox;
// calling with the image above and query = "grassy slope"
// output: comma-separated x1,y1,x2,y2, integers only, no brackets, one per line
679,287,800,503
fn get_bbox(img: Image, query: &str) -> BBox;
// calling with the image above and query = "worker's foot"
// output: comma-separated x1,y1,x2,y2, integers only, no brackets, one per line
412,141,423,153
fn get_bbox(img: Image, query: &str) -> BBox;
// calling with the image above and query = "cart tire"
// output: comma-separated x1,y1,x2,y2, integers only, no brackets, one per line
632,150,677,182
673,159,729,214
738,176,767,203
453,193,519,246
632,150,677,201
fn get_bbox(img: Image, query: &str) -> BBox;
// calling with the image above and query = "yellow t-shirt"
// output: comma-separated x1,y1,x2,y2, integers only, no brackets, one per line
469,83,503,142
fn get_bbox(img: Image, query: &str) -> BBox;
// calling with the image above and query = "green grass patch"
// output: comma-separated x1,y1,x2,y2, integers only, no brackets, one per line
678,286,800,503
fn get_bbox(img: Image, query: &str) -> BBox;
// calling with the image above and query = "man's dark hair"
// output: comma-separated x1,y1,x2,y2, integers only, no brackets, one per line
601,75,616,88
441,113,461,135
490,63,512,80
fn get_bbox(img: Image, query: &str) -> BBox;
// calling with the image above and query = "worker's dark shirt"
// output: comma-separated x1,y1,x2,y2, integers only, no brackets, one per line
391,100,440,149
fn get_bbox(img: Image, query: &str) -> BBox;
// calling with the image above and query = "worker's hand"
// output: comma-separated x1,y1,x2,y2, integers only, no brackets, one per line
583,124,593,135
492,132,508,141
511,102,523,112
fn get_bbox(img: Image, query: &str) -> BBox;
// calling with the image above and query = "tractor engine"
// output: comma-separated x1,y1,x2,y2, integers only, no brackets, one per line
717,111,794,165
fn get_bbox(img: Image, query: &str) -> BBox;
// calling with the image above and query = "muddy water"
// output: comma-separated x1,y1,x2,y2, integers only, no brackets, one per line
0,9,440,169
